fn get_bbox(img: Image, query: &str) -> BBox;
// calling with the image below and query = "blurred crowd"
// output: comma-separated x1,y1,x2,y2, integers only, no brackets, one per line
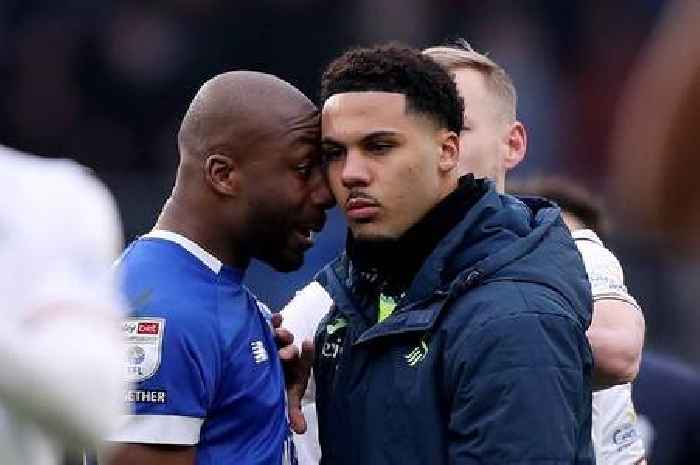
2,0,696,366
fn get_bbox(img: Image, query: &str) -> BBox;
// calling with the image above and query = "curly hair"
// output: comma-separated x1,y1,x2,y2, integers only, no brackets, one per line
320,43,464,134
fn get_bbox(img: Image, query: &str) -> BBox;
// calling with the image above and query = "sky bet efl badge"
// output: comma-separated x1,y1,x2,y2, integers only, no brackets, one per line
122,317,165,382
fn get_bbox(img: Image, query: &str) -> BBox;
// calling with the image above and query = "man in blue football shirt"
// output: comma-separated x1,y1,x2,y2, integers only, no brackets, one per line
104,71,334,465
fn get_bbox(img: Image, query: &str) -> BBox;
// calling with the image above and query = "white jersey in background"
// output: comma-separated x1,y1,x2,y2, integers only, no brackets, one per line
0,145,127,465
573,229,646,465
280,282,332,465
282,229,646,465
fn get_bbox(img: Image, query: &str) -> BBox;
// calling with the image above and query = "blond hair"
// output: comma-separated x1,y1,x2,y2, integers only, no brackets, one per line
423,39,517,121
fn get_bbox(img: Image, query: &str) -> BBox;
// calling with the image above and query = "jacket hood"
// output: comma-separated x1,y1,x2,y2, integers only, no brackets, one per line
405,187,592,329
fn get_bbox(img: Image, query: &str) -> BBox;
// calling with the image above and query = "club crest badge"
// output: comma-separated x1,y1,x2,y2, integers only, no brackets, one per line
121,317,165,382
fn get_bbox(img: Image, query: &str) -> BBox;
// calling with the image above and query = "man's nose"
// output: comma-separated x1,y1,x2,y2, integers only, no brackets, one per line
340,149,371,190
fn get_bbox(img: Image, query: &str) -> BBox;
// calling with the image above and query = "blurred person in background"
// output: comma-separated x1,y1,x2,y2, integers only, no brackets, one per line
513,177,647,465
425,42,645,465
423,35,645,403
283,40,645,465
0,144,126,465
515,177,700,465
298,43,593,465
104,71,333,465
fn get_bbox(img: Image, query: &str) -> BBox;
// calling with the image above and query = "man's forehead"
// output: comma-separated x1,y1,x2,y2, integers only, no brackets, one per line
323,92,408,117
321,92,419,140
280,107,320,139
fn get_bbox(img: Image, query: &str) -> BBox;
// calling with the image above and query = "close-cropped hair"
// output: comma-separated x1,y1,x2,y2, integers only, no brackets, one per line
510,176,608,237
320,43,464,134
423,39,517,121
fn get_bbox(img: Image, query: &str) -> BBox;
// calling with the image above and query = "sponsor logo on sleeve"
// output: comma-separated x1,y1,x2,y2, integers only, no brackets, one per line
122,317,165,382
125,389,168,404
251,340,269,364
137,321,160,334
612,422,639,452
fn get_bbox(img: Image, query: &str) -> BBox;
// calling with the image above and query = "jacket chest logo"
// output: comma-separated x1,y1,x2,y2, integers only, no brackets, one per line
405,335,430,367
322,317,347,359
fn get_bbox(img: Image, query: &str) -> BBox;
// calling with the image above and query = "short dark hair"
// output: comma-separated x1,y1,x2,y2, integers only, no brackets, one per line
320,43,464,134
510,176,608,236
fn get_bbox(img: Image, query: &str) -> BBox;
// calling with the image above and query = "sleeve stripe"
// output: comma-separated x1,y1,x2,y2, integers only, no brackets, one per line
593,294,642,311
573,236,601,246
107,414,204,445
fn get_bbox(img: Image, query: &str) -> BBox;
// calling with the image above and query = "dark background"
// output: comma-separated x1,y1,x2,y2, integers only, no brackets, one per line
2,0,697,366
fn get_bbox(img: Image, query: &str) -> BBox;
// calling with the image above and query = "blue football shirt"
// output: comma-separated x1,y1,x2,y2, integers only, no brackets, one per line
111,230,294,465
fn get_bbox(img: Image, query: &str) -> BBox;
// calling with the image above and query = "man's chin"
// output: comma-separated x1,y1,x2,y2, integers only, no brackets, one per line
350,223,399,242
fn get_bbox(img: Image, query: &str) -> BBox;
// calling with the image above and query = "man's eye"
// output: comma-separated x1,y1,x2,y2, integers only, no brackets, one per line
322,147,345,163
296,162,313,178
366,142,393,153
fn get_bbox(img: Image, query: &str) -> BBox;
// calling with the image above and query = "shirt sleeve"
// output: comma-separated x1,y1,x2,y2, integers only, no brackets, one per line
573,231,640,310
592,385,646,465
110,313,219,445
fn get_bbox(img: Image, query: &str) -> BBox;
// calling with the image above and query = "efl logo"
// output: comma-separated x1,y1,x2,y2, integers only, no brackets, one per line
138,322,160,334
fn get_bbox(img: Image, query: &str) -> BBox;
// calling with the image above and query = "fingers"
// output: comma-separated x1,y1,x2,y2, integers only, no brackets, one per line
286,341,312,434
275,326,294,349
271,313,283,328
287,392,308,434
300,340,315,368
279,343,299,362
272,313,294,349
289,408,307,434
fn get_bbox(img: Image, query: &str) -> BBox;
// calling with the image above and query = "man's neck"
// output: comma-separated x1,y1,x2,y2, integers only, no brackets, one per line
348,174,487,300
155,196,249,270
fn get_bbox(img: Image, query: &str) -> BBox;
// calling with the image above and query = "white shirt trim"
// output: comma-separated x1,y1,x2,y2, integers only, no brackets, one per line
108,414,204,445
572,228,603,246
143,230,223,274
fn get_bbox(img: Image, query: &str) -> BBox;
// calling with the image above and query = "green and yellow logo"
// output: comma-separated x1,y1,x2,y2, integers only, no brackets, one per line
326,317,347,335
378,294,398,323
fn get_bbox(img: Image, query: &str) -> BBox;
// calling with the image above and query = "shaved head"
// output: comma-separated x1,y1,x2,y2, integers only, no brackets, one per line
178,71,318,164
159,70,331,272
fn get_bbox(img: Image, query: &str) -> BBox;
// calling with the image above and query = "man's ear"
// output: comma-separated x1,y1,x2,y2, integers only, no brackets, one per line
438,130,460,173
204,153,240,196
504,121,527,171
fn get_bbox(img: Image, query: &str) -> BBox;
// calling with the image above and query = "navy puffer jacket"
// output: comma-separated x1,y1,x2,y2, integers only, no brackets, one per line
314,187,594,465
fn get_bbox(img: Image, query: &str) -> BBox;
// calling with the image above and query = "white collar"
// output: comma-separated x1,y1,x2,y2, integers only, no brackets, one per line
143,229,223,274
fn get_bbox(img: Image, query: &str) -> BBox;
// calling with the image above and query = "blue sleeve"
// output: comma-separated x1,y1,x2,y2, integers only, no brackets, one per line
115,311,221,445
136,315,219,416
445,312,594,465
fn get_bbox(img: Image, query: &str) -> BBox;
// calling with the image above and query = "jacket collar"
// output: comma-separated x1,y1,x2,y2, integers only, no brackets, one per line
346,175,486,301
319,187,571,342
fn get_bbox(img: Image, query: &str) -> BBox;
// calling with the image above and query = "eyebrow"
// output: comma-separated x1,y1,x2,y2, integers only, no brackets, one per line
322,130,400,145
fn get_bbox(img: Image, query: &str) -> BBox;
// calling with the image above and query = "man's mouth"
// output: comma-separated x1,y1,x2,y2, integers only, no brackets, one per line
345,196,380,221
